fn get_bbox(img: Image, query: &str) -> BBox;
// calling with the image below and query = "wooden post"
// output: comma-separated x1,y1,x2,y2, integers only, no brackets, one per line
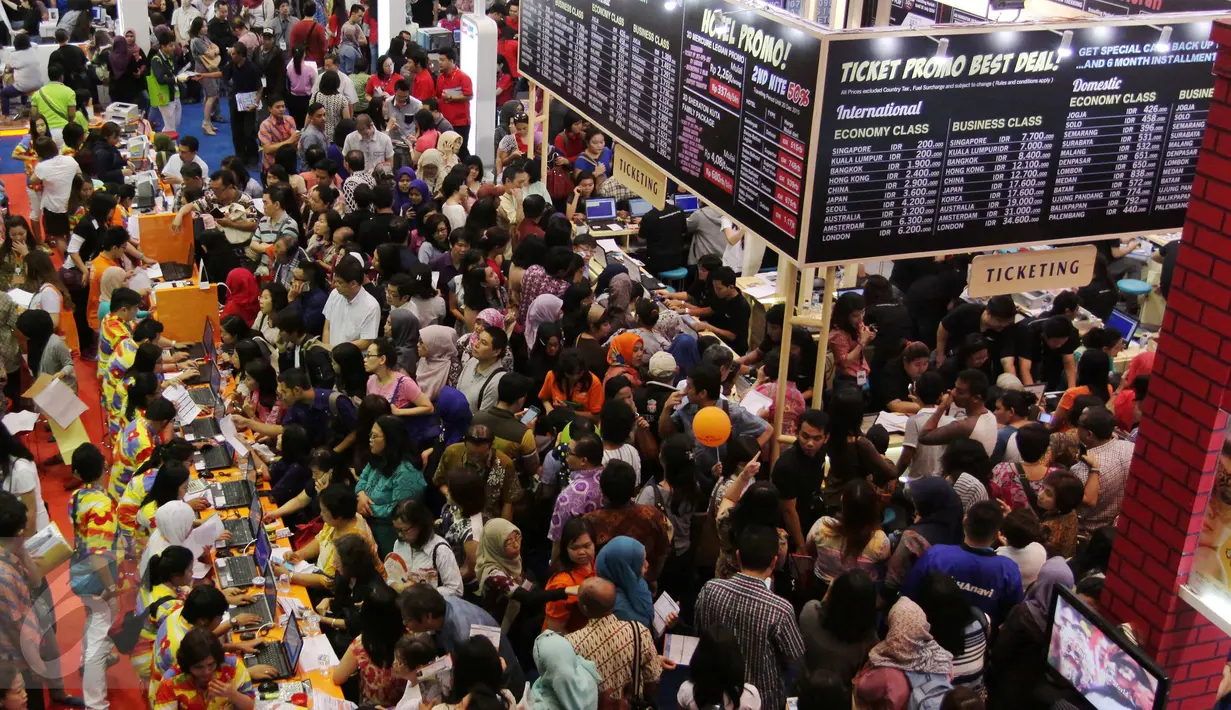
771,261,798,462
526,82,551,185
811,265,837,410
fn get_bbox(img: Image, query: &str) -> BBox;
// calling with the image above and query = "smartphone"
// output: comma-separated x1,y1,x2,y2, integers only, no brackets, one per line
520,406,540,425
1038,412,1053,424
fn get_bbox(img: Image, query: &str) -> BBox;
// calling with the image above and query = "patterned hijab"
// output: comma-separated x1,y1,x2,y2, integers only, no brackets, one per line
475,518,522,595
654,309,683,342
607,332,641,367
470,308,506,347
867,597,954,676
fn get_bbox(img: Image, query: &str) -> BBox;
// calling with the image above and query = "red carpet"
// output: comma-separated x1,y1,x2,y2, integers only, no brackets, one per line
4,174,29,222
20,356,147,710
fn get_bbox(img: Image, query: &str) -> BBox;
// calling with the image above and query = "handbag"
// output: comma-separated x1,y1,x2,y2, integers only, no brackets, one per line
110,595,175,654
58,263,83,290
598,622,656,710
146,74,171,108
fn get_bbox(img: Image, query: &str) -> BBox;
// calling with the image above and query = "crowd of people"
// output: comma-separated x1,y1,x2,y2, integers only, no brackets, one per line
0,1,1174,708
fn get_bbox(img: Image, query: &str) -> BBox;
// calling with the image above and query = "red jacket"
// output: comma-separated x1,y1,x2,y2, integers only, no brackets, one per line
289,19,327,63
435,68,473,127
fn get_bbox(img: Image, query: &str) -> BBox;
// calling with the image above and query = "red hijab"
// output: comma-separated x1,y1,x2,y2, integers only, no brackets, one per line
221,268,260,326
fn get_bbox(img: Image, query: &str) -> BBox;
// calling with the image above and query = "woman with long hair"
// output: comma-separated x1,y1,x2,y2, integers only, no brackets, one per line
711,444,779,579
236,358,281,427
356,415,427,557
417,212,450,264
274,485,382,590
12,117,50,243
188,16,223,134
285,45,318,127
253,282,287,344
131,545,193,682
828,291,872,387
799,569,878,688
438,467,489,582
543,516,597,634
21,244,70,335
750,350,806,436
806,479,890,593
15,309,75,392
916,571,988,693
823,386,897,509
118,458,195,564
250,423,312,507
332,583,407,705
637,435,700,603
0,421,42,539
461,263,508,332
677,627,761,710
332,342,369,400
109,387,177,500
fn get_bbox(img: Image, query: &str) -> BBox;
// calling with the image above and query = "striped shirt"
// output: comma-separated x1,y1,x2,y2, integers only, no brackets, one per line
953,472,989,512
257,114,297,171
695,573,805,710
1071,437,1134,533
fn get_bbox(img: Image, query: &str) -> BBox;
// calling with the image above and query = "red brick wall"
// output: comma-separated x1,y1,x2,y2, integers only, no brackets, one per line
1097,19,1231,709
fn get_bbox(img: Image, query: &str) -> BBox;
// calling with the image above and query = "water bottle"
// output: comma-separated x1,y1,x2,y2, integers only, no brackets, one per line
277,573,291,595
304,612,321,636
239,455,252,479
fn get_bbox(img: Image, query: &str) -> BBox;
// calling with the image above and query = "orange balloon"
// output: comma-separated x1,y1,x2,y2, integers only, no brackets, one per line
693,405,732,448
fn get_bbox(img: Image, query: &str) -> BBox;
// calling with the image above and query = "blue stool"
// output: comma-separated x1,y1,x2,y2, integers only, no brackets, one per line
1117,279,1151,297
659,267,689,292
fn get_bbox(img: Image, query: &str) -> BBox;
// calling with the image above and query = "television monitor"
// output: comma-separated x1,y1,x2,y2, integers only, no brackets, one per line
1046,585,1168,710
628,198,652,217
671,194,699,213
585,198,617,221
1105,310,1139,344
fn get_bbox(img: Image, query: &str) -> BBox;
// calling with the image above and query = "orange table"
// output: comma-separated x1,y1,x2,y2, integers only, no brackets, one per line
152,283,219,343
137,213,195,265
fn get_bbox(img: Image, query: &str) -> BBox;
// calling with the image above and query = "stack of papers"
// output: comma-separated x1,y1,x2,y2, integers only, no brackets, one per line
6,288,33,309
663,634,700,665
873,411,910,434
737,388,773,416
277,597,308,616
652,592,680,636
162,384,203,426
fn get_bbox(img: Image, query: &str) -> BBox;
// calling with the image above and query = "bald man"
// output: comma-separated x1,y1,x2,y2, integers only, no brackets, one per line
565,577,665,700
342,113,394,173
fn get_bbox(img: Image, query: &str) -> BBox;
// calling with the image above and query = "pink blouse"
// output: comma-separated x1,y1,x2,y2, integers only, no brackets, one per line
367,372,422,407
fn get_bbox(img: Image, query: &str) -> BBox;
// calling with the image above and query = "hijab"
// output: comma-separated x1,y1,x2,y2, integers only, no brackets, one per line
906,476,964,546
667,333,701,378
1124,350,1156,385
109,35,131,75
607,272,633,315
416,325,459,400
417,149,445,195
607,332,642,367
654,309,683,343
866,597,954,676
526,293,564,351
471,309,506,347
438,131,462,170
527,631,601,710
388,308,420,374
100,266,128,302
475,518,523,595
529,322,562,385
138,501,196,577
392,166,417,217
1024,556,1075,630
221,268,260,326
596,536,654,628
406,178,435,229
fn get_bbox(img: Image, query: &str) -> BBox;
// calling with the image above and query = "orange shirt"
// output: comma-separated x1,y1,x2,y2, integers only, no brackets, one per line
87,254,120,329
543,564,595,633
538,371,605,415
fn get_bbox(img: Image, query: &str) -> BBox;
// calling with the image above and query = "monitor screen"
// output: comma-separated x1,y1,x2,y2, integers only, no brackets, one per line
629,198,651,217
585,198,616,221
253,516,271,569
672,195,699,212
203,319,216,360
1105,310,1139,344
1047,586,1167,710
264,561,277,606
209,358,221,393
283,612,304,669
837,288,864,297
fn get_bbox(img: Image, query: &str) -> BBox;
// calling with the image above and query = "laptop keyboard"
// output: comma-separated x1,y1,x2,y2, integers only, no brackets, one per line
247,644,290,677
189,387,220,407
183,363,215,387
224,555,259,587
160,262,192,281
232,596,274,628
213,480,251,506
201,445,232,469
186,417,221,439
222,518,252,545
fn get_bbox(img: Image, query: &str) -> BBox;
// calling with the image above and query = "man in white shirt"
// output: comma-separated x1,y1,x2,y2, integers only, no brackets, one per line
456,327,507,413
322,257,379,349
161,135,210,185
342,115,394,173
29,137,81,240
311,56,359,108
898,371,953,479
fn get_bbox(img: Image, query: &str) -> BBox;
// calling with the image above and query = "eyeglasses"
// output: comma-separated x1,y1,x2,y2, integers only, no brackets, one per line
364,352,380,359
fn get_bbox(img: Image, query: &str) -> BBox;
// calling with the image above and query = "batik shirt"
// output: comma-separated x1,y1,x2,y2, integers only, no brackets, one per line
153,654,254,710
100,312,132,363
150,608,193,704
132,582,188,682
110,415,159,500
116,468,159,561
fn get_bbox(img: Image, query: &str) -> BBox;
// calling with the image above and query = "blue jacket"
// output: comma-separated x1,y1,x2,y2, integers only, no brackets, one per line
902,543,1024,627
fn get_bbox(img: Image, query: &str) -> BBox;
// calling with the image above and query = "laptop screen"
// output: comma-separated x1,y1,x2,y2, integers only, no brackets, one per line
203,319,216,360
1105,310,1139,344
672,195,699,213
283,612,304,669
629,198,651,217
253,518,271,569
585,198,616,221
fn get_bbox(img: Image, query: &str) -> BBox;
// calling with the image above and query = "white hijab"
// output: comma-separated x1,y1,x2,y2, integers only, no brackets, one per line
139,501,214,579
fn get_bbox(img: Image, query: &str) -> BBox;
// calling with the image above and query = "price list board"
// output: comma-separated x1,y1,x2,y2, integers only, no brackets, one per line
808,22,1216,264
519,0,822,257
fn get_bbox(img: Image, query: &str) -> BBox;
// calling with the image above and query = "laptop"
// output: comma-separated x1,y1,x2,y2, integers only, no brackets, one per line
159,262,193,282
228,566,277,630
628,198,652,218
1105,309,1139,344
179,319,214,361
195,439,235,472
602,245,664,292
209,467,255,510
670,194,699,213
184,320,219,388
188,357,223,408
584,198,620,229
218,513,272,587
215,492,262,550
183,401,224,440
243,612,304,680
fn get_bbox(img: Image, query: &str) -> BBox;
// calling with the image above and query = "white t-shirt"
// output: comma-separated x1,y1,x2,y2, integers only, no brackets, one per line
902,407,954,479
8,49,42,91
32,284,62,315
322,288,380,347
603,443,642,483
4,457,49,530
442,202,467,232
970,410,999,457
997,542,1046,587
409,296,447,327
677,681,762,710
34,155,81,213
161,153,210,179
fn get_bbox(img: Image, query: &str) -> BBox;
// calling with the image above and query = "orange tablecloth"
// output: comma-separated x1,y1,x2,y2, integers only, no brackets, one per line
137,213,194,265
152,283,219,343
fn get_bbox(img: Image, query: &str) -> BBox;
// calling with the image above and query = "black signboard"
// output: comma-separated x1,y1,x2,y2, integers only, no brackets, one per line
518,0,821,258
1054,0,1231,17
808,22,1215,264
888,0,985,27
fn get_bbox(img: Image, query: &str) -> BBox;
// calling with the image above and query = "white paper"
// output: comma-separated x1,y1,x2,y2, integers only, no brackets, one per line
431,271,440,288
270,547,321,575
32,378,88,429
737,388,773,416
1,410,39,434
128,270,152,293
277,597,308,615
418,655,453,680
469,624,501,647
652,592,679,636
24,524,65,558
311,690,355,710
219,415,249,457
298,635,339,672
873,411,910,434
250,443,276,461
129,215,141,243
162,384,203,426
595,239,620,253
663,634,700,665
742,281,778,300
162,370,186,382
145,263,163,280
6,288,33,309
